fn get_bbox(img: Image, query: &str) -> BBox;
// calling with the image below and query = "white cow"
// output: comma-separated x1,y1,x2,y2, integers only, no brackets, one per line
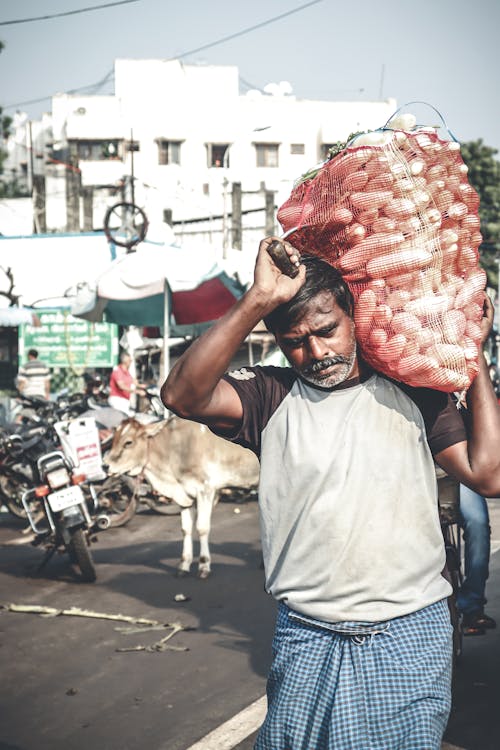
105,416,260,577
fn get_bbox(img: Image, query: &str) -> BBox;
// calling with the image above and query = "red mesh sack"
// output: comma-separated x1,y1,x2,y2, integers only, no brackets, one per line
277,113,485,393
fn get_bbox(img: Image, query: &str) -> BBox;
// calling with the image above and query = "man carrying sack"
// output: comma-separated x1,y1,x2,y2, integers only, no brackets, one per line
161,237,500,750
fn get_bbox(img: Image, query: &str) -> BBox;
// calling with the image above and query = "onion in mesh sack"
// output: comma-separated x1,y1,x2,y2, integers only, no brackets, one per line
276,114,485,392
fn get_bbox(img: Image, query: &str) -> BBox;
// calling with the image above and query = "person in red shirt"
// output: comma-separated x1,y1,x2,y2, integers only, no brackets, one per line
108,352,145,415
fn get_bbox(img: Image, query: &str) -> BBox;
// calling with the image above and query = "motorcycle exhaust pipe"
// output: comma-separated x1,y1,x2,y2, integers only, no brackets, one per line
95,514,111,530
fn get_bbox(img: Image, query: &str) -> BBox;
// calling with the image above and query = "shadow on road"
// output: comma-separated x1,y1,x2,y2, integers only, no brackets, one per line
443,553,500,750
0,503,275,684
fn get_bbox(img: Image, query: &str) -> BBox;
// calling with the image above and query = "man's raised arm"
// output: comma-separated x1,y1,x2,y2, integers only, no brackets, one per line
435,295,500,497
160,238,304,431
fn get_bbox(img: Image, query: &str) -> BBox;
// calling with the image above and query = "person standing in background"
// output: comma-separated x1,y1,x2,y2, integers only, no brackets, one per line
16,348,50,399
108,352,145,415
458,484,497,635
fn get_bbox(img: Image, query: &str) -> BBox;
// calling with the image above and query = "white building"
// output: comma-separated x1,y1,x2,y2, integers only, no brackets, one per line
2,59,397,252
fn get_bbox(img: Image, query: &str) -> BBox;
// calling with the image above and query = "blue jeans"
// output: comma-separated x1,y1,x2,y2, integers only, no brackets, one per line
456,485,491,616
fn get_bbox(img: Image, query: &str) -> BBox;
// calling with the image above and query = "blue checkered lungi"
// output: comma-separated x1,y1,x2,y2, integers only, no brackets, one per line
255,599,452,750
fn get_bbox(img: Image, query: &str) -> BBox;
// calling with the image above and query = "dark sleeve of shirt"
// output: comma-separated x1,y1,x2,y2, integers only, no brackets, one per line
214,366,296,456
402,385,467,456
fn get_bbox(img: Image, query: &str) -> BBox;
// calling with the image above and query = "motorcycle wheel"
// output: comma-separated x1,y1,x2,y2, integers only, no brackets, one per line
96,475,138,527
0,476,31,519
68,528,97,583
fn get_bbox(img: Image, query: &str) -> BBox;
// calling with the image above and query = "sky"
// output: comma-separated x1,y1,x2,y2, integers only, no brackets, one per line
1,0,499,155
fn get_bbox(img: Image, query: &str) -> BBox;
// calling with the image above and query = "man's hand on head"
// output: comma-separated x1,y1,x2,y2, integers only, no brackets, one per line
253,237,306,309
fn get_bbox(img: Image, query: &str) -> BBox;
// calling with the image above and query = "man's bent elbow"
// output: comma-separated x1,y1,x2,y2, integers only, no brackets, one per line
160,382,199,420
476,478,500,498
160,382,186,418
467,466,500,498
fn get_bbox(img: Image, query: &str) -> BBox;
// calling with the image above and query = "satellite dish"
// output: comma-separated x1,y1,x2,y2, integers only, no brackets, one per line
263,81,294,97
279,80,293,95
263,82,280,96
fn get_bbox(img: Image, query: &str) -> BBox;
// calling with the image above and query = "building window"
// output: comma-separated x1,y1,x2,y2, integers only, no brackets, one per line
255,143,279,168
290,143,305,155
207,143,229,168
75,140,122,161
158,140,181,165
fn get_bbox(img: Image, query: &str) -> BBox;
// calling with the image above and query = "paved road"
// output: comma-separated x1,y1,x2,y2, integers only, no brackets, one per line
0,497,273,750
1,497,500,750
444,498,500,750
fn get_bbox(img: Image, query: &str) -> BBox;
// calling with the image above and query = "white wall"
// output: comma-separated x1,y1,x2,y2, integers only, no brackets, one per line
4,60,398,247
0,198,33,236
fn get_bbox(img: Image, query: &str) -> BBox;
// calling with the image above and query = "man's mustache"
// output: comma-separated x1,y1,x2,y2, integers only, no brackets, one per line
303,356,350,375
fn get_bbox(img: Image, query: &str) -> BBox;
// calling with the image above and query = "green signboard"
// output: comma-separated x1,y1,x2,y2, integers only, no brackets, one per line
19,309,119,369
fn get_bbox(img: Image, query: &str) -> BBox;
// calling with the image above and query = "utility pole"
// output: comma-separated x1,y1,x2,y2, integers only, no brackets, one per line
222,175,229,257
32,175,46,233
231,182,242,250
65,144,81,232
28,121,37,233
28,120,34,195
82,186,93,231
127,129,139,206
265,189,276,236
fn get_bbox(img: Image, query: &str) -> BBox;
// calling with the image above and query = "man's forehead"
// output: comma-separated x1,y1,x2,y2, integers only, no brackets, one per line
298,291,343,319
284,292,345,333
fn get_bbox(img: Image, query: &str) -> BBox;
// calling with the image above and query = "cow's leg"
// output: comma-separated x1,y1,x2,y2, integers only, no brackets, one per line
196,490,215,579
178,506,194,576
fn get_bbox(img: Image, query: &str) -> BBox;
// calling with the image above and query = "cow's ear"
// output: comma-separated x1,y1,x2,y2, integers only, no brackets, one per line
145,420,168,437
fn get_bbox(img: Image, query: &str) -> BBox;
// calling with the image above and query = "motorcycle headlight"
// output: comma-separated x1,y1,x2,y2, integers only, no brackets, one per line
46,466,71,490
62,504,84,522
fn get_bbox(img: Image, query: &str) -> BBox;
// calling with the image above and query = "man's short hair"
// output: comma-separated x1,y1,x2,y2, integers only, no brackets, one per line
264,255,354,333
27,348,38,359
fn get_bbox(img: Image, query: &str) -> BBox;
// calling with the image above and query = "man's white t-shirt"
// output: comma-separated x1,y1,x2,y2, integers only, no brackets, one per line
218,367,466,623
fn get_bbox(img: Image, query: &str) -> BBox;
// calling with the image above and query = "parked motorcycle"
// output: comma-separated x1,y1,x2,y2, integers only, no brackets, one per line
21,449,99,582
2,385,169,528
2,392,125,521
0,424,55,519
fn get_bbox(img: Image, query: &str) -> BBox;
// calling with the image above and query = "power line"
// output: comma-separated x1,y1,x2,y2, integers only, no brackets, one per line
3,0,323,110
239,75,265,93
66,68,115,96
169,0,324,60
4,69,115,110
0,0,140,26
4,94,52,109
